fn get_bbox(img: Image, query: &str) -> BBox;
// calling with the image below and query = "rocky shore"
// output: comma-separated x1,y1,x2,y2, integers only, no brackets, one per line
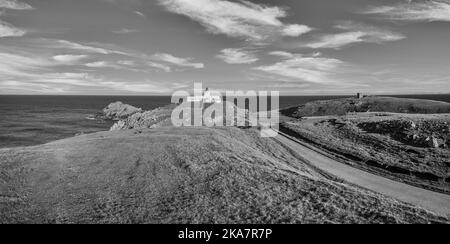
109,104,176,131
102,101,250,131
97,101,143,121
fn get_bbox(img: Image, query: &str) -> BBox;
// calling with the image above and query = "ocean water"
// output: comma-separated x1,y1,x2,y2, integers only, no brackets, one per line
0,96,170,148
0,94,449,148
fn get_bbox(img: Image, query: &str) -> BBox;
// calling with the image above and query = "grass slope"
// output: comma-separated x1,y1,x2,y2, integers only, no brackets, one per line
0,127,447,224
282,96,450,118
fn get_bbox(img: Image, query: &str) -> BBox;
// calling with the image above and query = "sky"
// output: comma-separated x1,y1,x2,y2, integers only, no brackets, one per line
0,0,449,95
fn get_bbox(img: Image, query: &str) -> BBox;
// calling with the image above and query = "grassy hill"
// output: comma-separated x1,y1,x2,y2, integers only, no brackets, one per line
0,127,447,223
281,96,450,118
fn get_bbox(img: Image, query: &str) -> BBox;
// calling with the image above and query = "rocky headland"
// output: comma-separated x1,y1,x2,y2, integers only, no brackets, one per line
98,101,143,121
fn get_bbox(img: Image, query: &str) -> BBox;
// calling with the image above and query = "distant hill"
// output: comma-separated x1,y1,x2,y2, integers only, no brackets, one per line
281,96,450,118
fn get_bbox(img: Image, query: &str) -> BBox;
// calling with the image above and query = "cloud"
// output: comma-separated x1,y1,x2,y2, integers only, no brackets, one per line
100,80,187,93
85,61,116,68
51,40,200,71
135,11,145,17
31,73,96,86
53,54,89,63
153,53,204,69
0,52,56,78
146,61,172,72
253,52,344,83
85,60,152,73
16,38,199,73
0,51,160,93
112,28,140,34
0,80,67,93
303,22,405,49
157,0,311,42
0,49,187,94
363,0,450,22
55,40,128,55
117,60,136,66
217,48,258,64
0,52,101,91
282,24,312,37
0,0,32,10
0,20,25,37
0,1,32,38
268,51,294,58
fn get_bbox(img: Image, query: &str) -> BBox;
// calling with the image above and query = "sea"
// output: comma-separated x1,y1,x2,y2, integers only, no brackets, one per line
0,94,449,149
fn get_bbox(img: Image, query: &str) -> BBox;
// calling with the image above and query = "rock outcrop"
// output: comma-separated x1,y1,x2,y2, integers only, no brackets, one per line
110,104,176,131
100,101,142,121
109,102,251,131
358,119,449,149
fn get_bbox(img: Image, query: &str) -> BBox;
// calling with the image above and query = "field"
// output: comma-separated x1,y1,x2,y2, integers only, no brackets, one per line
1,127,447,223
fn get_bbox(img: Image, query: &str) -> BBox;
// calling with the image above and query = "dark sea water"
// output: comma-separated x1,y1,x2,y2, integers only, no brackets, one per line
0,94,449,148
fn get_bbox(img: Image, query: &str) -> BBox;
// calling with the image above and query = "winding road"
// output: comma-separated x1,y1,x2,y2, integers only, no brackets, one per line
275,131,450,216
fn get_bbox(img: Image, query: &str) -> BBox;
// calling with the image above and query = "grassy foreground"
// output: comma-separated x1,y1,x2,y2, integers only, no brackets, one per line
0,127,448,223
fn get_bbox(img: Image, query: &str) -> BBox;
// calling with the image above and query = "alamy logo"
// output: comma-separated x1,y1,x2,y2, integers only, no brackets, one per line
171,83,280,137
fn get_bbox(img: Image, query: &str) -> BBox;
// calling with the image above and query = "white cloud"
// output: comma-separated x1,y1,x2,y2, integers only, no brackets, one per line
268,51,294,58
53,54,89,63
56,40,128,55
84,61,150,73
0,20,25,37
217,48,258,64
112,28,140,34
158,0,311,42
0,52,54,78
253,52,344,83
153,53,204,69
135,11,145,17
20,38,198,73
0,52,101,91
0,0,32,10
85,61,114,68
0,1,32,38
0,80,67,94
0,50,188,94
146,61,172,72
303,22,405,49
118,60,135,66
31,73,96,86
100,80,187,93
363,0,450,22
282,24,312,37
